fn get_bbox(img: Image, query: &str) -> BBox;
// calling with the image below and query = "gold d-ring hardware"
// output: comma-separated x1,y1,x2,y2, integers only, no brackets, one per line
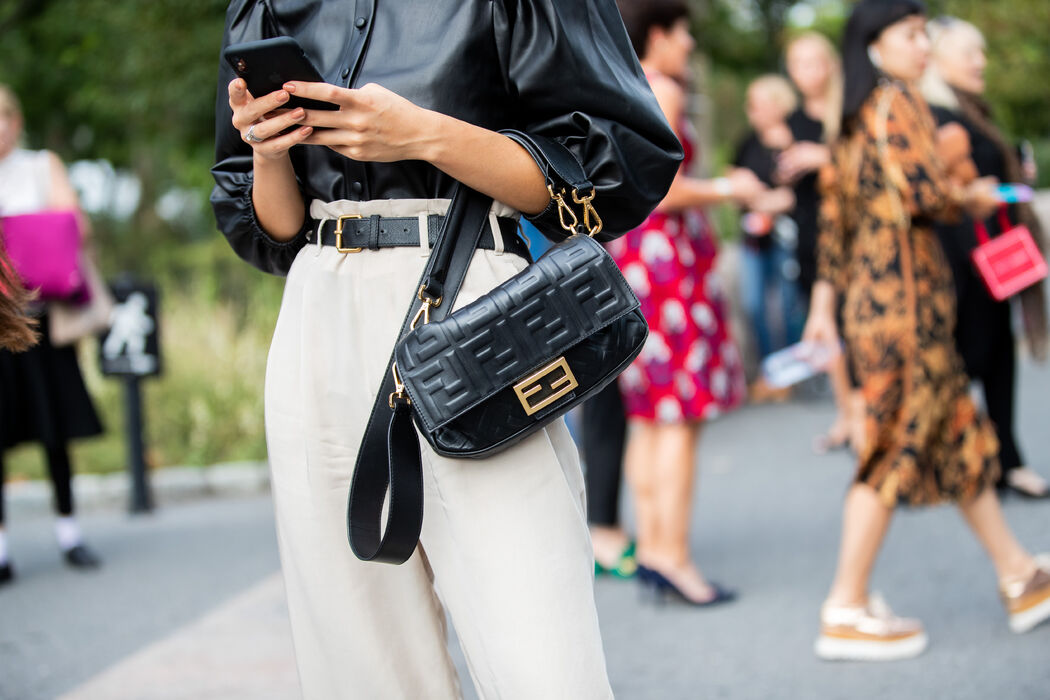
572,188,603,238
334,214,364,253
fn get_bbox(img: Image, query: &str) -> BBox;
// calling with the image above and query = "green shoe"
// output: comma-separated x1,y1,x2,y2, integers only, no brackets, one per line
595,540,638,579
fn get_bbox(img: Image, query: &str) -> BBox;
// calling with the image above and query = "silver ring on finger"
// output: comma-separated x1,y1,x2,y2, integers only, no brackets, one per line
245,124,264,144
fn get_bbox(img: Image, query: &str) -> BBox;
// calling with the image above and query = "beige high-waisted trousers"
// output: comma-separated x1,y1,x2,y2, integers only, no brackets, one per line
264,199,613,699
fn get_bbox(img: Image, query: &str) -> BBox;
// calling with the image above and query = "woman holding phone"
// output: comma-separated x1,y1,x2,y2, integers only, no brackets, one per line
212,1,680,697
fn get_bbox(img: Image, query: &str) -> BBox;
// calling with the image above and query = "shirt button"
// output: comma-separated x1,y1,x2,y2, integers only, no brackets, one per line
352,181,364,196
341,67,351,79
355,17,367,29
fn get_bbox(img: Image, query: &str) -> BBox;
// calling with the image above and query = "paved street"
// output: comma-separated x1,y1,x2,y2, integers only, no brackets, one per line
5,194,1050,698
2,346,1048,699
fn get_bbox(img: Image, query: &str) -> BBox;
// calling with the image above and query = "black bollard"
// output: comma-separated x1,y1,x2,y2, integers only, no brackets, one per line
100,276,161,514
123,375,153,513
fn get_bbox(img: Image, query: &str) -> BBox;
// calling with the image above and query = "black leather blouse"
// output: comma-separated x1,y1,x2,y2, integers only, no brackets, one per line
211,0,682,276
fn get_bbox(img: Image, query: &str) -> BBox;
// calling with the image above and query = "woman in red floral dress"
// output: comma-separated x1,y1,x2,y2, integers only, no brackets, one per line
613,0,771,604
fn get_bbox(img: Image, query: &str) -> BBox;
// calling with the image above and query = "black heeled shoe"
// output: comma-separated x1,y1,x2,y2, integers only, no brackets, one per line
636,564,736,607
63,544,102,569
0,561,14,585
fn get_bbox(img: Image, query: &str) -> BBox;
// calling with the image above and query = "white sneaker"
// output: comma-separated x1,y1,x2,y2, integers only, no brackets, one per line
815,593,928,661
1002,555,1050,634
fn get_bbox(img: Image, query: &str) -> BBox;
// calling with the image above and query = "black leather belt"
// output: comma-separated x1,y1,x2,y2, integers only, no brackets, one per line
308,214,530,260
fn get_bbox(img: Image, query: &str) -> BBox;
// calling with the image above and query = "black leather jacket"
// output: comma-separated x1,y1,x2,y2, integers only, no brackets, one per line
211,0,682,276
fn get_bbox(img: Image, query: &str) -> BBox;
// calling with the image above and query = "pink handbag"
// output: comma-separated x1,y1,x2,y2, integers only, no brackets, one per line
972,206,1049,302
0,209,86,302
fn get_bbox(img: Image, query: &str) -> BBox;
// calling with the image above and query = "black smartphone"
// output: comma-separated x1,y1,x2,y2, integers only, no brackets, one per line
223,36,339,110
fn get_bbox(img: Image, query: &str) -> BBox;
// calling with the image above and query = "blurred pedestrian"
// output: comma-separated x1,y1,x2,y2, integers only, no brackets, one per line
0,244,37,353
612,0,756,605
733,75,804,366
581,382,636,578
781,32,865,454
804,0,1050,660
0,84,103,586
212,1,680,696
922,16,1050,499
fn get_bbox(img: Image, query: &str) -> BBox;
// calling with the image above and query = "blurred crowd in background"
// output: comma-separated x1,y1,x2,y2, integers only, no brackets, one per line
1,0,1048,664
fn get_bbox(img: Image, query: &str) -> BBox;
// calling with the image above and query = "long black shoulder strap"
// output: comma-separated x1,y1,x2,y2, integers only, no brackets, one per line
347,136,593,565
346,185,493,564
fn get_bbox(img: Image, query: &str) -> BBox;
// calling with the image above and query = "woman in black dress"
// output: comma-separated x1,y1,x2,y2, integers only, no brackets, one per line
922,16,1050,499
780,32,866,454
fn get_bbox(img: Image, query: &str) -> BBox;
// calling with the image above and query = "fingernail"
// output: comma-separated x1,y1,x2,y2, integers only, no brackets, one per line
283,83,295,92
277,91,289,102
294,108,305,118
302,126,312,135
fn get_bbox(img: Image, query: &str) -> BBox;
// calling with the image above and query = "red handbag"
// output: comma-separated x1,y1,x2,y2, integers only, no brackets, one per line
0,209,87,302
971,205,1048,301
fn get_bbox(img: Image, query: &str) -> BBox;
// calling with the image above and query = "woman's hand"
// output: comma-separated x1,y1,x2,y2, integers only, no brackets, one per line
228,79,313,160
727,168,767,204
964,176,1001,221
803,280,840,350
282,81,548,215
288,82,436,163
747,187,796,216
776,142,830,184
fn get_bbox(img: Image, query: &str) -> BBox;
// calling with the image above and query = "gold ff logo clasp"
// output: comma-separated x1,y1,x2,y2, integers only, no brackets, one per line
512,357,578,416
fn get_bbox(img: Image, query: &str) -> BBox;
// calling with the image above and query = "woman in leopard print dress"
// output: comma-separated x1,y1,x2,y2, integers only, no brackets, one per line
804,0,1050,661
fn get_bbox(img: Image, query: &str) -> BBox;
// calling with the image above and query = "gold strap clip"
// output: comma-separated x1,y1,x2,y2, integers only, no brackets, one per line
548,184,579,235
571,188,603,238
389,363,411,408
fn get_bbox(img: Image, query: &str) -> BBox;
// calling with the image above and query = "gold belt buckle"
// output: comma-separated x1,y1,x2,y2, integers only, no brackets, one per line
512,357,578,416
334,214,364,253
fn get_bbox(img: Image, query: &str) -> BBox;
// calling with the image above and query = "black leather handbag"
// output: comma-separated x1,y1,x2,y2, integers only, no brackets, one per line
347,137,648,564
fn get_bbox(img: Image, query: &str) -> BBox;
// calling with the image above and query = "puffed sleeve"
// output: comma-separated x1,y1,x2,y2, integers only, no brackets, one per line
494,0,683,241
209,0,311,277
867,85,963,224
815,160,848,292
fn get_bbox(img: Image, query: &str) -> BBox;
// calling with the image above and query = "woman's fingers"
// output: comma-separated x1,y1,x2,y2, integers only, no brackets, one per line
253,126,314,158
248,108,307,141
228,78,250,107
283,81,353,108
297,109,351,129
229,86,292,130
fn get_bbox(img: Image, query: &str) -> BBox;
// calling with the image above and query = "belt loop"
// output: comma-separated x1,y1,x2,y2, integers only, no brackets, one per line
417,213,431,256
488,211,505,255
426,215,441,257
367,214,381,251
314,217,328,256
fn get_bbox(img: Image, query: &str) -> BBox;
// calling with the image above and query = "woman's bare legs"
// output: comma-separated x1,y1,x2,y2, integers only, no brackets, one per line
590,525,631,568
848,389,867,456
958,488,1036,582
626,420,716,600
825,483,894,606
817,354,853,450
826,483,1037,606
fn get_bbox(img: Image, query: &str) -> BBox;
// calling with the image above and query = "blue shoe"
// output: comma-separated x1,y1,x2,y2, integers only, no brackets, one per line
636,564,735,607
